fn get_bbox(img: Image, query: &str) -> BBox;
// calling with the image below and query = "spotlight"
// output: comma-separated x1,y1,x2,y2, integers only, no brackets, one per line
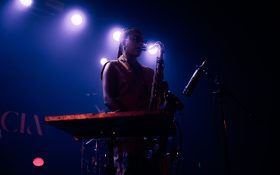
62,9,87,33
113,31,122,42
70,14,83,26
32,157,44,167
19,0,32,7
100,57,108,65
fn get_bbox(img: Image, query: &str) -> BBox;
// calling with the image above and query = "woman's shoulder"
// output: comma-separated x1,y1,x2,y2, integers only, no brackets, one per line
101,60,120,80
102,60,122,69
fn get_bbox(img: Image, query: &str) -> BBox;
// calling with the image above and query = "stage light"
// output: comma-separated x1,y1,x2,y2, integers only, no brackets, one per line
113,31,122,42
71,14,83,26
61,8,87,34
105,26,123,54
19,0,32,7
32,157,44,167
100,57,108,65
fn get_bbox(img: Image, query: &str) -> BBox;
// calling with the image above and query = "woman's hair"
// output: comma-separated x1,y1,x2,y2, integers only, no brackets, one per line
117,28,143,58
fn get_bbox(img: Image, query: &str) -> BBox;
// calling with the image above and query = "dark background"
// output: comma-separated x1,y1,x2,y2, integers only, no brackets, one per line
0,0,274,175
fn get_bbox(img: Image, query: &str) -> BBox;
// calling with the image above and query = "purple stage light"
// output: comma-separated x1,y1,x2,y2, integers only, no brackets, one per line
19,0,32,7
113,31,122,42
100,57,108,65
70,14,83,26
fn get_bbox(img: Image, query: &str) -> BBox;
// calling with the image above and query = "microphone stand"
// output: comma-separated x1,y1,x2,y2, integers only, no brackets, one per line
204,70,231,175
183,67,231,175
183,58,256,175
204,70,254,175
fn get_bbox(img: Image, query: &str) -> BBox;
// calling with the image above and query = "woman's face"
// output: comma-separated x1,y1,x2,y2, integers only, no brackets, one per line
124,31,144,57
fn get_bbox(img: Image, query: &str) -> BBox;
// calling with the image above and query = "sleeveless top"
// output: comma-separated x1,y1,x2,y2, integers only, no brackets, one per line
101,57,154,111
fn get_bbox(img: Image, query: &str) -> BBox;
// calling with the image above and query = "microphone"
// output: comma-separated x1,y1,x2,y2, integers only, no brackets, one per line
182,59,207,96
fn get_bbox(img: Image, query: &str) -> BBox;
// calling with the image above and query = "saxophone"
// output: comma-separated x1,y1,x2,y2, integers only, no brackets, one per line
148,42,183,168
149,41,167,111
148,42,184,112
